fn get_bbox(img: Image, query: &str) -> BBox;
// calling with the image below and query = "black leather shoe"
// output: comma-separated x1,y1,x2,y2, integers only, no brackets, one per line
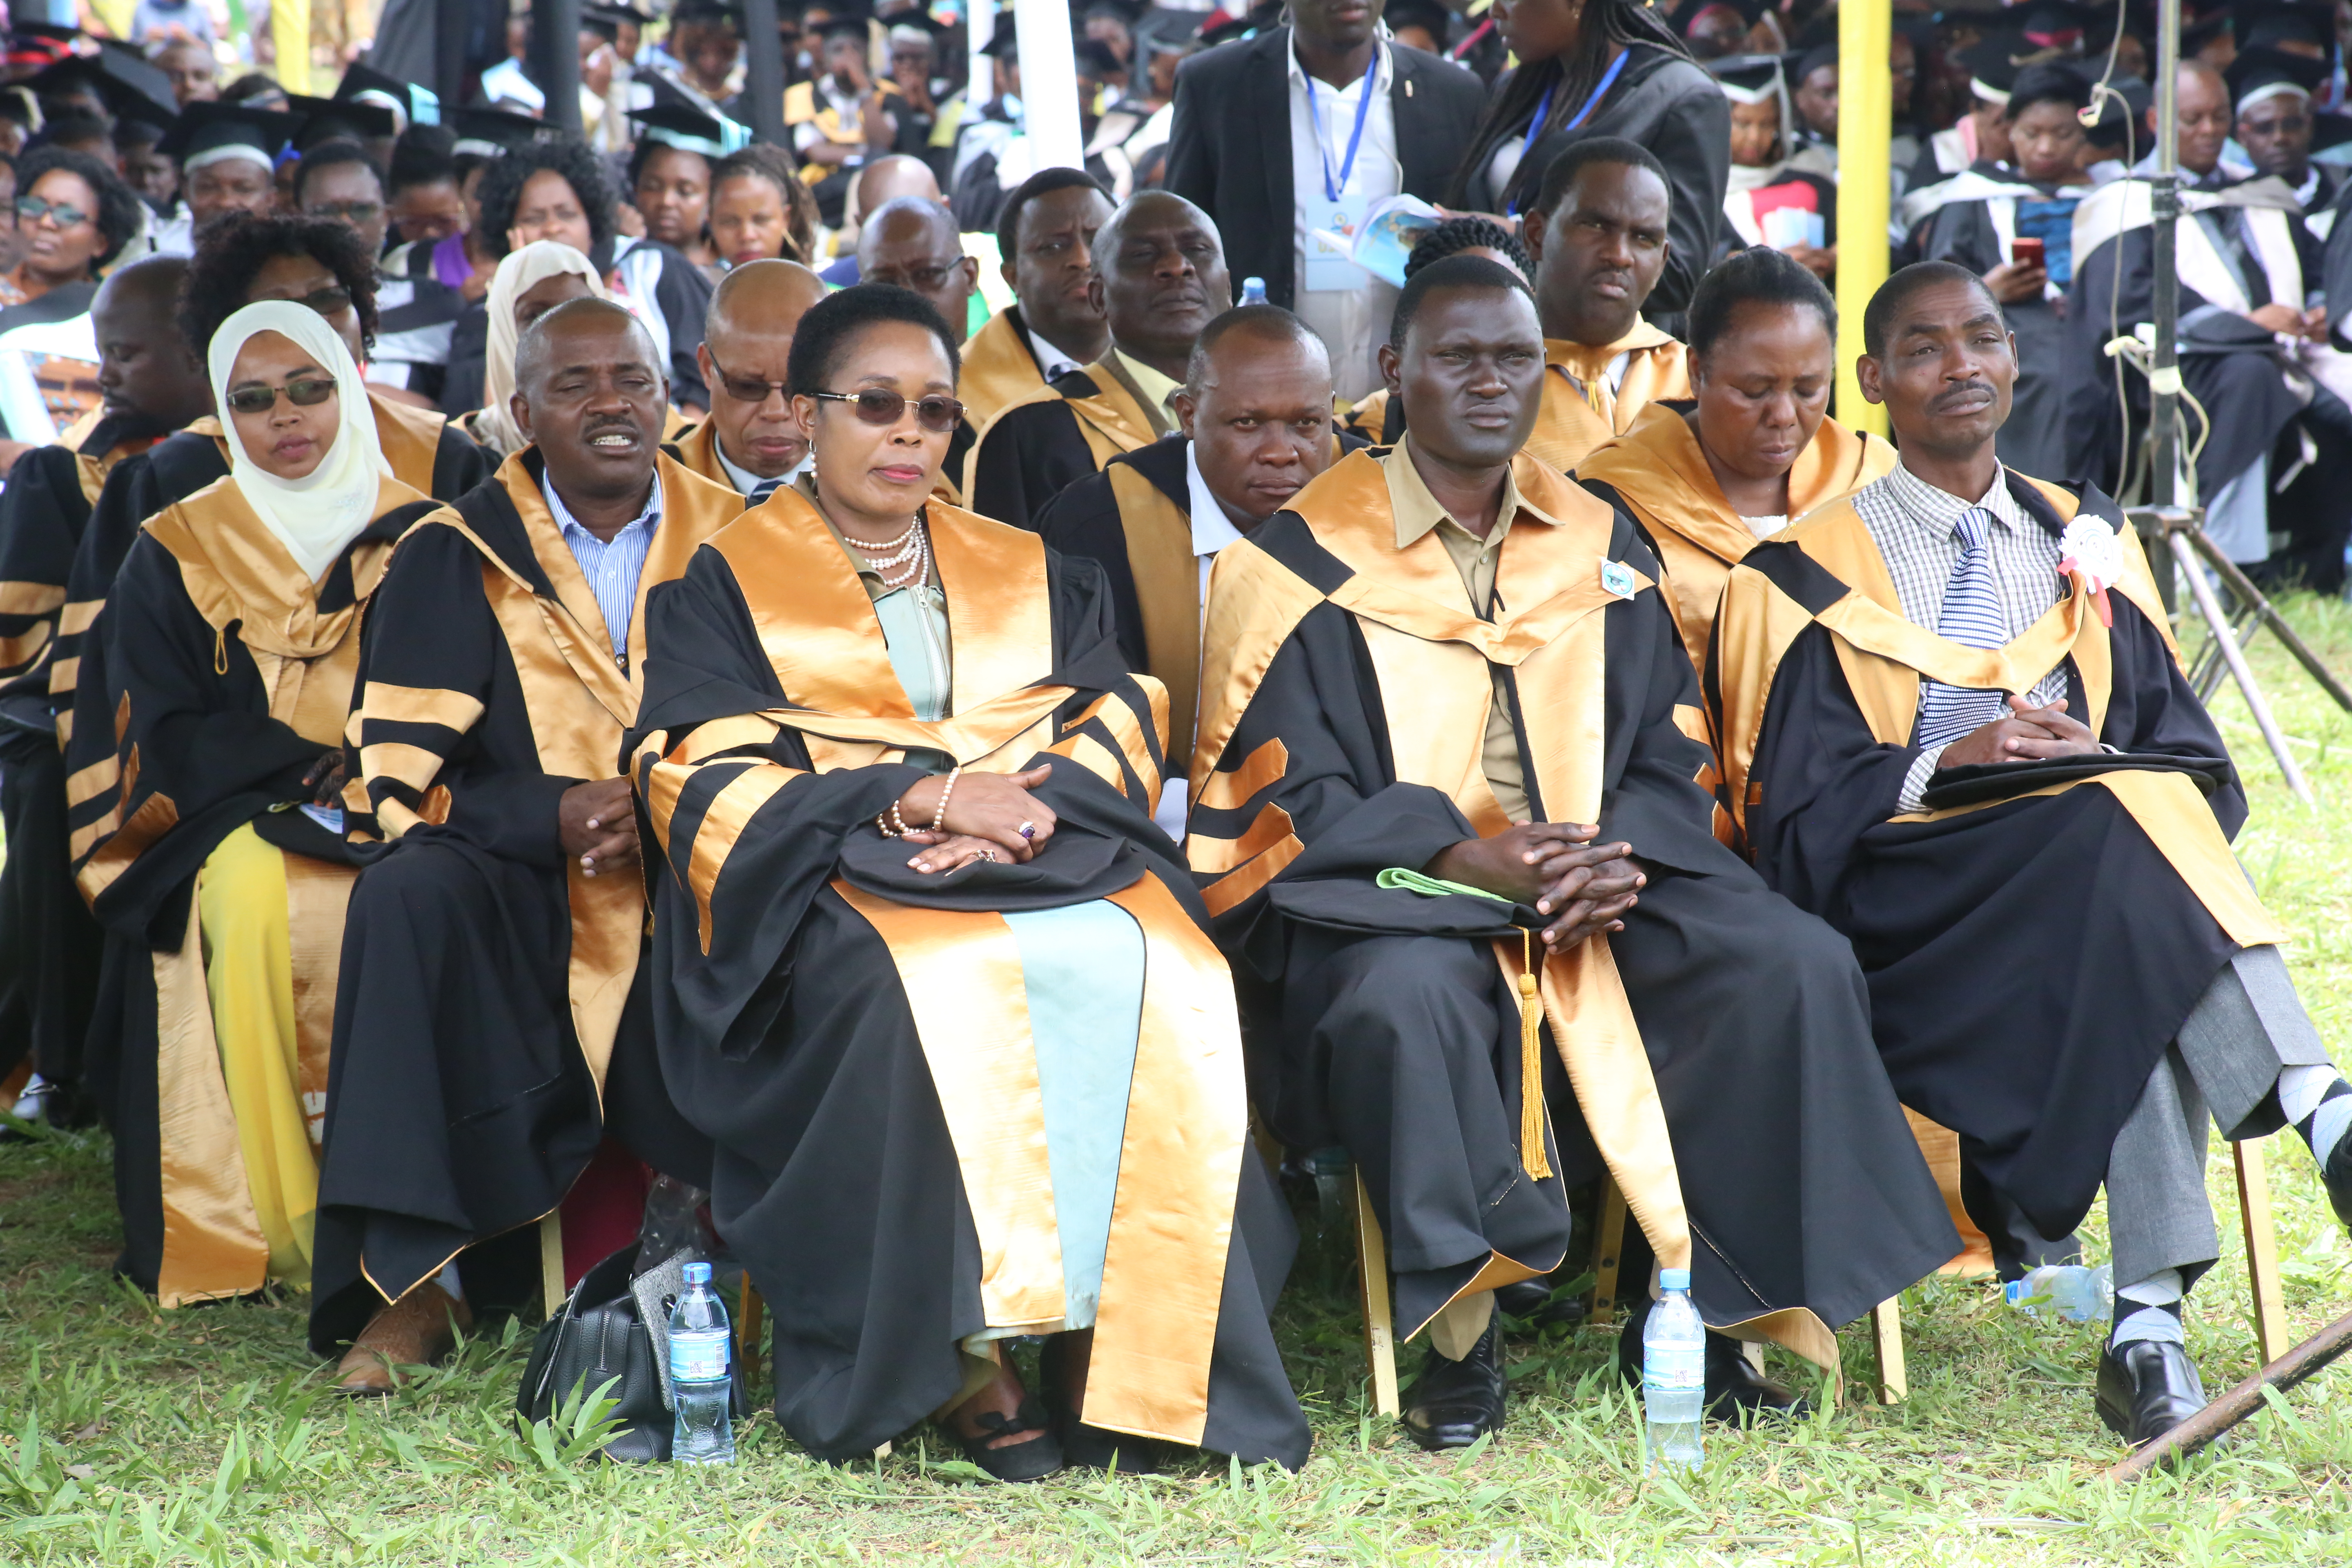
1494,1275,1590,1330
1704,1332,1810,1423
2096,1339,2209,1448
1615,1304,1809,1422
2321,1124,2352,1232
1400,1319,1506,1450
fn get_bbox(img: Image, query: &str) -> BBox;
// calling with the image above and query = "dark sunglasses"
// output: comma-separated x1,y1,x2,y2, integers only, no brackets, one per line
224,376,339,415
704,345,788,406
15,195,89,228
813,389,966,434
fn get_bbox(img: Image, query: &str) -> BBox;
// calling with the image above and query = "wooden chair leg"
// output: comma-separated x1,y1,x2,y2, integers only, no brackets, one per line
1869,1297,1908,1404
539,1212,566,1316
1588,1177,1629,1326
737,1276,766,1389
1351,1167,1401,1417
2233,1139,2291,1366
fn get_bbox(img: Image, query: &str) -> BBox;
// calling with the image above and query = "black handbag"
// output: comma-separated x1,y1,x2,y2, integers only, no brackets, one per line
514,1243,747,1463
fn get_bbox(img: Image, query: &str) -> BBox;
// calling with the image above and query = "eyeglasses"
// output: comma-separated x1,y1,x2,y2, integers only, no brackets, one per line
813,389,966,433
305,200,384,225
15,195,89,228
704,345,789,405
224,376,339,415
865,261,962,292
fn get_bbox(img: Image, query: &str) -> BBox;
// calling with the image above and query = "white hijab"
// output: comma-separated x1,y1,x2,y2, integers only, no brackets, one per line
208,300,393,585
476,241,610,459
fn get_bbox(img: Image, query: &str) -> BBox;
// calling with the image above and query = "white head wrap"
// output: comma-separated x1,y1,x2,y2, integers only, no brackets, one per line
474,240,610,459
208,300,392,583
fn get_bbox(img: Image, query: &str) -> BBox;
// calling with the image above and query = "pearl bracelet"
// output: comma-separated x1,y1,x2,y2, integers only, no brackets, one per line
931,764,962,834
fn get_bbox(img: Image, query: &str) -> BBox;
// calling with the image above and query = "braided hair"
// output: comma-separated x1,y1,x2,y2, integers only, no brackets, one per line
1444,0,1692,214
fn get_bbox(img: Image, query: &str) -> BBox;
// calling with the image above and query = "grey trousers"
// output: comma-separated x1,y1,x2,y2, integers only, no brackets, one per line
2101,945,2333,1288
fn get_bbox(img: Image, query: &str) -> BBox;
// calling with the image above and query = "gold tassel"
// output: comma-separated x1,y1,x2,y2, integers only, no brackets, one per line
213,626,228,675
1519,929,1552,1179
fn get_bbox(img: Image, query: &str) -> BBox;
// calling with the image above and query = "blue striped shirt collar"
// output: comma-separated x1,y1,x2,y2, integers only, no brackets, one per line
544,472,662,658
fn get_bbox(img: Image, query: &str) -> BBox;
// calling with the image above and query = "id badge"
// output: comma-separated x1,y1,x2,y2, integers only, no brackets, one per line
1303,189,1372,294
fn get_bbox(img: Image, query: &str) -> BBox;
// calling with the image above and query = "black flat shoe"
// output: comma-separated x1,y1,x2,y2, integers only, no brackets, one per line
1399,1318,1506,1451
2096,1339,2209,1449
1037,1335,1163,1473
951,1396,1065,1483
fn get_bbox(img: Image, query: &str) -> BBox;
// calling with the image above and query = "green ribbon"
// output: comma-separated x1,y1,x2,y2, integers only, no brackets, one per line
1374,867,1514,904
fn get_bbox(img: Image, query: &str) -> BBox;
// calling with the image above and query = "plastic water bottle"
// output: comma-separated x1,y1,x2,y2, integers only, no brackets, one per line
1241,276,1268,305
2004,1263,2113,1323
1642,1268,1706,1475
668,1261,735,1463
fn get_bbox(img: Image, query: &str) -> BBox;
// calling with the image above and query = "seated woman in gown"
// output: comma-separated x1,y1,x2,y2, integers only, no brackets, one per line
628,284,1309,1481
62,301,438,1305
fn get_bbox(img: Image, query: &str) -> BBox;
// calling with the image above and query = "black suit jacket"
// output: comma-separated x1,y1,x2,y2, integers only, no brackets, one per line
1165,29,1488,310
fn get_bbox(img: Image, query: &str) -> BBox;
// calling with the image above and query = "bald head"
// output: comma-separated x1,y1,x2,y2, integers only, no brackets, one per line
708,257,829,342
853,154,941,219
699,260,829,485
858,198,979,345
516,297,659,400
515,298,666,517
2159,59,2234,176
1088,191,1231,379
93,255,208,429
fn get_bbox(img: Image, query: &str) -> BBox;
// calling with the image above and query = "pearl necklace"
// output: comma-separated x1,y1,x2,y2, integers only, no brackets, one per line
848,513,929,589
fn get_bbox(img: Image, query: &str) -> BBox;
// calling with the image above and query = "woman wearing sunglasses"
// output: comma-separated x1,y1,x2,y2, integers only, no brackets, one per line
628,284,1308,1481
58,301,440,1307
0,147,141,450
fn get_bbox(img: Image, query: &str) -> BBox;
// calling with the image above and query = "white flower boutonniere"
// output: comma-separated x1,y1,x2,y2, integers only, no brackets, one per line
2057,516,2125,627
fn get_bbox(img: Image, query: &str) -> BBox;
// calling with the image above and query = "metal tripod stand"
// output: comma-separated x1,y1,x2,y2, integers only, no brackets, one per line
2128,506,2352,804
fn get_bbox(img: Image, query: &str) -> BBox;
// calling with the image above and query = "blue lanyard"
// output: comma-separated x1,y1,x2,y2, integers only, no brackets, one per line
1303,47,1381,203
1506,49,1634,216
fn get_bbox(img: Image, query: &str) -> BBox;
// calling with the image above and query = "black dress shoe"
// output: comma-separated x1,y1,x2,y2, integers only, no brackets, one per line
1615,1303,1809,1422
1400,1319,1506,1450
1703,1332,1810,1423
1493,1275,1590,1330
2322,1127,2352,1233
2096,1339,2209,1448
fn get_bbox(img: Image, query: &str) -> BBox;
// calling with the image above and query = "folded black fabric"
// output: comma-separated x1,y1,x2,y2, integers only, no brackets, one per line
1922,752,2232,811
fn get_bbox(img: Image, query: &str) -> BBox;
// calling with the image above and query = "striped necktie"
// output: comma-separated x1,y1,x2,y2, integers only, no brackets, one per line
748,479,782,504
1913,507,2015,749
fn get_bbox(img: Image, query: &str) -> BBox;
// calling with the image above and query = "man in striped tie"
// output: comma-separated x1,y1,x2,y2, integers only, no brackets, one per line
668,258,829,503
1711,261,2352,1452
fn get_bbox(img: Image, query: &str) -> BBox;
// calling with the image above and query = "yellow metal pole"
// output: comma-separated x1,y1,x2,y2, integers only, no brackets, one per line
1837,0,1892,436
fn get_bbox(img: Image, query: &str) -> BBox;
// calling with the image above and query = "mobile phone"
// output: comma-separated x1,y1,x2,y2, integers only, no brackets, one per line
2012,236,2046,269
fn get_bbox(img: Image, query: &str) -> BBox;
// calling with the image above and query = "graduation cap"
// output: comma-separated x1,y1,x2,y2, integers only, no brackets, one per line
884,10,950,45
672,0,744,28
1712,53,1786,104
336,61,439,129
628,98,753,157
450,105,547,158
1384,0,1455,47
588,2,653,25
2227,43,2329,111
285,91,396,152
1137,12,1205,56
1959,33,2029,104
1791,41,1838,83
159,99,298,170
2238,0,2333,57
1072,37,1126,78
2016,0,2094,52
28,42,177,123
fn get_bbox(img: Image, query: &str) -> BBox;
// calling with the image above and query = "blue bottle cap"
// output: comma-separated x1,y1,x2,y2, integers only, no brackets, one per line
1659,1268,1691,1291
683,1261,712,1285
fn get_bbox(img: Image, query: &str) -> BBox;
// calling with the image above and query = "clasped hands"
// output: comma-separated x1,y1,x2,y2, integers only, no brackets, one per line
1938,694,2102,769
897,763,1059,875
1425,821,1646,951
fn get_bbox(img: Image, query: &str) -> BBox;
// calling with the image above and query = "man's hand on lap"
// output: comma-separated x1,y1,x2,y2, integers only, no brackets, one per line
561,776,640,877
1425,822,1645,946
1938,694,2102,768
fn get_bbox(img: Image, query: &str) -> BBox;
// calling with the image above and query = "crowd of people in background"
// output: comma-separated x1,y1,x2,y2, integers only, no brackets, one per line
1,0,2350,1486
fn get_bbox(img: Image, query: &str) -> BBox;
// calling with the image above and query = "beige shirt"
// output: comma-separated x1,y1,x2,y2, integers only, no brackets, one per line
1108,348,1183,438
1379,439,1566,824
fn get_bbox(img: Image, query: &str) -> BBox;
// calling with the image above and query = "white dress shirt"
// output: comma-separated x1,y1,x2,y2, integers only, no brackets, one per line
1152,441,1250,842
710,430,808,498
1287,37,1400,403
1027,326,1083,383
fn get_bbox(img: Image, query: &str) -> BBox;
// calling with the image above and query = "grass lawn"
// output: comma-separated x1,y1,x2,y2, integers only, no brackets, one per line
4,594,2350,1567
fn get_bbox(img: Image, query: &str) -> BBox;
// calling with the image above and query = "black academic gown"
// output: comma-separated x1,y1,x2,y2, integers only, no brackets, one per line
65,483,437,1301
626,492,1310,1468
1907,167,2083,479
967,361,1163,531
1192,449,1956,1359
307,452,729,1353
1711,475,2277,1241
0,415,159,1088
50,402,492,717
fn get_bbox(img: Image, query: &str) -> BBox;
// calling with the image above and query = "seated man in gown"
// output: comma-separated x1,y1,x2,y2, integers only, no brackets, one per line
1187,256,1956,1451
1711,262,2352,1448
628,284,1310,1480
63,302,440,1304
311,300,732,1388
